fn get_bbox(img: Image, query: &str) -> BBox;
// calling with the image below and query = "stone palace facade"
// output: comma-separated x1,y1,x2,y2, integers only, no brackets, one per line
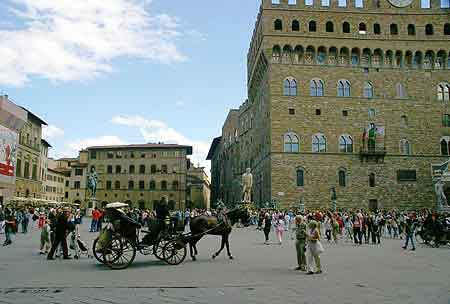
208,0,450,210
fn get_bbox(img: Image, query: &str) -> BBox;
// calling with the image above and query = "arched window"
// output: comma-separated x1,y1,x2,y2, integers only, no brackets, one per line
359,23,367,34
284,133,300,152
326,21,334,32
373,23,381,35
339,135,353,153
161,181,168,190
390,24,398,35
292,20,300,31
274,19,283,31
400,139,411,155
438,83,450,101
445,23,450,35
408,24,416,36
338,80,351,97
129,165,135,174
128,180,134,190
343,22,350,33
401,115,408,127
443,114,450,127
150,164,157,174
396,83,407,98
442,0,450,8
338,0,347,6
309,21,317,32
310,79,324,96
139,165,145,174
338,169,347,187
322,0,330,6
355,0,364,7
369,173,376,187
312,134,327,153
441,138,450,155
149,180,156,190
425,24,434,35
272,45,281,62
115,181,121,189
351,48,360,65
283,78,298,96
296,168,305,187
173,181,179,190
282,45,293,63
363,81,374,98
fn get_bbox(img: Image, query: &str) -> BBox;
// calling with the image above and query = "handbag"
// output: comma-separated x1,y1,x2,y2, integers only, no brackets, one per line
316,241,324,254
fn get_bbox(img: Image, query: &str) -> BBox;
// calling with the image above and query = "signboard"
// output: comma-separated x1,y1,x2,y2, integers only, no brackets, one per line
0,125,18,184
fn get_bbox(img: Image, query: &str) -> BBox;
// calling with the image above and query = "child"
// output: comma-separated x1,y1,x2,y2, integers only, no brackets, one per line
40,219,51,254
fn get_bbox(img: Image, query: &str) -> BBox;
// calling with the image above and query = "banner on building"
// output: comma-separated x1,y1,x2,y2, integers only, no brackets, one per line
0,125,18,183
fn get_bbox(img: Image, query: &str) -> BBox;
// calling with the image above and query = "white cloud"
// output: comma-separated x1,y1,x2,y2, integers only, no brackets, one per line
42,125,64,139
111,115,211,174
0,0,187,86
51,135,126,159
175,100,185,107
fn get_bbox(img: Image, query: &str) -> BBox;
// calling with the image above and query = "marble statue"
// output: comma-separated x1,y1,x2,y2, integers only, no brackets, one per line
434,179,449,209
242,168,253,203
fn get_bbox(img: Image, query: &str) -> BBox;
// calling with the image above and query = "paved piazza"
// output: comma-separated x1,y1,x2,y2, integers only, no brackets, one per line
0,223,449,304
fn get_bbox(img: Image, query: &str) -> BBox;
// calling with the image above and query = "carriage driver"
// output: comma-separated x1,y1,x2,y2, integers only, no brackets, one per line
155,197,170,234
216,203,229,226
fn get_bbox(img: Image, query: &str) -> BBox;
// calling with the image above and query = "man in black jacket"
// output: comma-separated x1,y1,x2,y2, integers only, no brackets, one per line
47,208,72,260
155,197,170,234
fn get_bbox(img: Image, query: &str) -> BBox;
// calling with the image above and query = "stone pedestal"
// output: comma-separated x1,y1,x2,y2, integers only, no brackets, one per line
86,198,98,217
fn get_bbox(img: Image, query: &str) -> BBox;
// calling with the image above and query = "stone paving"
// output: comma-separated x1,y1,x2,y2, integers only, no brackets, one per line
0,222,449,304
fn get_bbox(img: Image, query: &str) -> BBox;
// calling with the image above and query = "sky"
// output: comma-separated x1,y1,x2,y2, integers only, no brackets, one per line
0,0,262,172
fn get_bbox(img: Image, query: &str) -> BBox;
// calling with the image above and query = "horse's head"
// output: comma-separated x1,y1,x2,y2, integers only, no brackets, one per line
227,206,250,226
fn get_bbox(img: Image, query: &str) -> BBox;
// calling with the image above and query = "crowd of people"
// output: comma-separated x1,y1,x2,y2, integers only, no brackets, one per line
1,203,448,275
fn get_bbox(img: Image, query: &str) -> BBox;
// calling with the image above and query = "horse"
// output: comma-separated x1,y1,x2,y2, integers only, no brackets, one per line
188,207,250,261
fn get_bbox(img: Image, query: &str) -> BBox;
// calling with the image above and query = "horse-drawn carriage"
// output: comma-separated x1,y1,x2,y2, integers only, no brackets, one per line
93,203,188,269
93,203,251,270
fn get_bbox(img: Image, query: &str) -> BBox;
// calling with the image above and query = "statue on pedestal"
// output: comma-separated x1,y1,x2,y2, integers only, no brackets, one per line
87,167,98,210
242,168,253,203
435,179,449,210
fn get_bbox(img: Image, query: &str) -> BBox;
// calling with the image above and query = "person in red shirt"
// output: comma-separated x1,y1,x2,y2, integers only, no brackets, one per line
90,207,99,232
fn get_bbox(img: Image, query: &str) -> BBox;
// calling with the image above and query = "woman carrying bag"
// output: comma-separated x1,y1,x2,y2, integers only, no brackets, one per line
306,220,324,275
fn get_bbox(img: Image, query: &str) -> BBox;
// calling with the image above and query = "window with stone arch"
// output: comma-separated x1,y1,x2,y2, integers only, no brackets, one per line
272,45,281,62
421,0,431,8
445,23,450,35
443,114,450,127
441,137,450,155
338,79,351,97
326,21,334,32
400,139,411,155
292,20,300,31
338,0,347,7
363,81,374,99
396,83,407,98
339,135,353,153
343,22,351,33
284,132,300,153
408,24,416,36
312,133,327,153
283,77,298,96
309,20,317,32
425,24,434,35
338,169,347,187
310,79,324,96
369,173,376,187
274,19,283,31
437,83,450,101
401,115,408,128
296,167,305,187
442,0,450,8
390,24,398,35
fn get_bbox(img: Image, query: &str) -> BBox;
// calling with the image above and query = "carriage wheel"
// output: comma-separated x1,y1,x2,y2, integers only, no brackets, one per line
153,238,170,261
162,239,187,266
104,236,136,270
92,237,106,264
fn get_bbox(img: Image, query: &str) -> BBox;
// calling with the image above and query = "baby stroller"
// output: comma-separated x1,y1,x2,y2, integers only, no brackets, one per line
70,231,92,259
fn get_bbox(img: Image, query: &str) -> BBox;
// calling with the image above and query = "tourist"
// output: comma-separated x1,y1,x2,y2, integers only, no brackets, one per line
352,213,362,245
275,215,285,245
21,209,30,233
391,217,399,238
402,215,416,251
3,208,15,246
344,215,353,242
47,208,72,260
294,216,307,271
39,218,51,254
324,215,332,242
306,220,323,275
263,213,271,245
0,206,5,234
96,208,103,232
332,214,339,243
90,207,99,232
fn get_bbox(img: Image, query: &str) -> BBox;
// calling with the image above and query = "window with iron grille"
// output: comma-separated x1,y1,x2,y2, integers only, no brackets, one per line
397,170,417,182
